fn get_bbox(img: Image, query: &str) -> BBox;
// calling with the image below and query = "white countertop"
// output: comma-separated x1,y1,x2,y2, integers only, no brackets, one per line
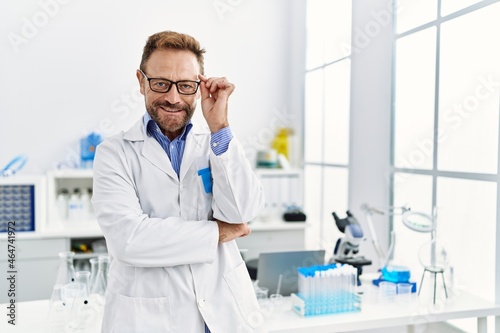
2,288,499,333
265,290,500,332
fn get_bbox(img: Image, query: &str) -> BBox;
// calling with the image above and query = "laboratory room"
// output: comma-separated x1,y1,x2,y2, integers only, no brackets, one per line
1,0,500,332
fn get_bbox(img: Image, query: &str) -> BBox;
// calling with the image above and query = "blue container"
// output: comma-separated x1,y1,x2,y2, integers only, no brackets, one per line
80,132,103,169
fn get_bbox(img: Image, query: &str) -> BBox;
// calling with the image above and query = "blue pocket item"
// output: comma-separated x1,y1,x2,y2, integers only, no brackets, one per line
197,167,213,193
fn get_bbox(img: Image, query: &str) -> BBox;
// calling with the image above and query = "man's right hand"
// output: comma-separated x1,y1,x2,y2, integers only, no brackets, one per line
216,220,250,243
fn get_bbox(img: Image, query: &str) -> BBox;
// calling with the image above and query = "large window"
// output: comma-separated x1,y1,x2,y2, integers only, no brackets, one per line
392,1,500,331
304,0,352,253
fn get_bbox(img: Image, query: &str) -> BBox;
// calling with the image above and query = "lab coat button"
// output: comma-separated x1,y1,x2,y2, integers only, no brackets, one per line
198,299,206,308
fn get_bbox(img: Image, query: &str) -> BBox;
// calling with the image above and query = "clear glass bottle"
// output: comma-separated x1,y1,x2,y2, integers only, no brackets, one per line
87,188,94,219
55,251,76,285
67,188,82,222
56,188,69,222
80,188,91,221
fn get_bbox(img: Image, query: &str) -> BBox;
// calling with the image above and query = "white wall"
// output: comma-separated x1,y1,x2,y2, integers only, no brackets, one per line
0,0,305,175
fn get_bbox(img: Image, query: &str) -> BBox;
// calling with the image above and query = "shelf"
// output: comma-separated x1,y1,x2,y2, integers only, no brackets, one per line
72,252,107,260
46,169,95,235
0,227,103,240
47,169,93,178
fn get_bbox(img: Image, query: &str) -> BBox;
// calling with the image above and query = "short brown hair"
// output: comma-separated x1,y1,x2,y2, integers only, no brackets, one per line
139,31,206,74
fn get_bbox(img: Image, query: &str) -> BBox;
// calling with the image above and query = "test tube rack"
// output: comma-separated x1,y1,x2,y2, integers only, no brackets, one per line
291,292,361,317
292,264,361,317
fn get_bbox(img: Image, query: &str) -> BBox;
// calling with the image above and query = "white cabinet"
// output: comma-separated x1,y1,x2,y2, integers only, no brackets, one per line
46,170,98,232
0,237,67,303
0,171,106,303
0,236,107,303
236,223,307,261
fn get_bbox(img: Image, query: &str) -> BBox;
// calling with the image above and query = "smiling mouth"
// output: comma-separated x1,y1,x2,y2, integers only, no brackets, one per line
159,105,184,113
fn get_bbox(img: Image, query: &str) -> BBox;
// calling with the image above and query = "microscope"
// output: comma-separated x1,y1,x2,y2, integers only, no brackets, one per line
331,211,372,285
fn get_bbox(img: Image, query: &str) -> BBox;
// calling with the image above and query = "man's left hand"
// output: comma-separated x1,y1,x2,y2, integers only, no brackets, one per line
199,74,235,133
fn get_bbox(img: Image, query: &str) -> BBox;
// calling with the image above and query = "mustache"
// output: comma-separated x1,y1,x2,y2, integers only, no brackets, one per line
153,101,190,111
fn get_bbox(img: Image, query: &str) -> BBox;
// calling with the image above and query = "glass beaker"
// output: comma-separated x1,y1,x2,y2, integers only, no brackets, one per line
55,251,76,285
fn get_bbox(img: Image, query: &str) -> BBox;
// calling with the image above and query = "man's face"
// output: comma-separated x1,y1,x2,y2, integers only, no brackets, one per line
137,49,201,139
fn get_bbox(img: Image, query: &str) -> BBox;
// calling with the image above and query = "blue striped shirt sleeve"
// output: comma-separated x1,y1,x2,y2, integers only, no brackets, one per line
210,126,233,156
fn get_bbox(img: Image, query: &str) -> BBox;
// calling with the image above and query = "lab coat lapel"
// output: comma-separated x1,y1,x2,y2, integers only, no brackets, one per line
142,136,178,180
123,120,177,180
124,117,204,181
180,130,204,181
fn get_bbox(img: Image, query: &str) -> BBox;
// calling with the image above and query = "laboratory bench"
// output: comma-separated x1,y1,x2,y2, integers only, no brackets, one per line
1,288,499,333
0,224,106,304
265,289,500,333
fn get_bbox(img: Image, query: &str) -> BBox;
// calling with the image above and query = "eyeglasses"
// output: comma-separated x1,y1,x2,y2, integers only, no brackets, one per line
139,69,200,95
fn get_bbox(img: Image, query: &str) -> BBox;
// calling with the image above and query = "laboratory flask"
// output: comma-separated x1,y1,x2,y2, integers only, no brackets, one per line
88,256,108,326
90,255,108,297
66,271,98,332
55,251,76,285
47,284,69,332
100,256,109,287
88,257,98,293
75,271,91,296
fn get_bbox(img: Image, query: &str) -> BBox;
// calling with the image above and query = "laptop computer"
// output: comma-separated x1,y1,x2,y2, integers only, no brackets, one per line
256,250,326,296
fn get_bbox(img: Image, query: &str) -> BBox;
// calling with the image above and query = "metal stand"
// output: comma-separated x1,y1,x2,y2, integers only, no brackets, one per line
418,266,448,304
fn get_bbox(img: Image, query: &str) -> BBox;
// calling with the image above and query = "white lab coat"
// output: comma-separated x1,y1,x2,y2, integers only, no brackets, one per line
92,117,267,333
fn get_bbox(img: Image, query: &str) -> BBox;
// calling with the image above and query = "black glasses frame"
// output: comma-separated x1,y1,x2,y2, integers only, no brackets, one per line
139,69,200,95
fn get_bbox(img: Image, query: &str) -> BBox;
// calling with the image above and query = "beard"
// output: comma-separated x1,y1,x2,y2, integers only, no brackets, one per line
146,100,196,136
